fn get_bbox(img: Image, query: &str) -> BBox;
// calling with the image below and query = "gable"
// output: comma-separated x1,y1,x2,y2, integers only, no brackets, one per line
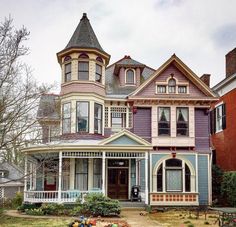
136,63,206,97
106,135,142,145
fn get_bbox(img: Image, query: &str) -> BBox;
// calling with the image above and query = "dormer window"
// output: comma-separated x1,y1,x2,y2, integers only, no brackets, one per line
78,53,89,80
126,69,135,84
168,78,176,93
95,64,102,83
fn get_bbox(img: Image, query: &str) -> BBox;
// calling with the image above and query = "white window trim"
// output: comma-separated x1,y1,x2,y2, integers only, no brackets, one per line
215,103,224,134
125,68,136,85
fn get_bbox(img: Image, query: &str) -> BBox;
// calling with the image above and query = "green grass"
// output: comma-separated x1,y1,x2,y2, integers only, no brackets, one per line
0,214,72,227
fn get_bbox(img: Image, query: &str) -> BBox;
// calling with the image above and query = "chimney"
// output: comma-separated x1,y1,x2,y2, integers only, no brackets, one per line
226,47,236,77
200,74,211,87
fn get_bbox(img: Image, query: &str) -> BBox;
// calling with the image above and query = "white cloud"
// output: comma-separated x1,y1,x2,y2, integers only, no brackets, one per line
1,0,236,88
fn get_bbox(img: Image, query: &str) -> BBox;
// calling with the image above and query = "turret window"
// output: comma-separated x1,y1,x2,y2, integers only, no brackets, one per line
78,62,89,80
96,56,103,63
95,64,102,83
62,103,71,134
94,103,102,134
126,69,135,84
76,102,89,132
64,63,71,82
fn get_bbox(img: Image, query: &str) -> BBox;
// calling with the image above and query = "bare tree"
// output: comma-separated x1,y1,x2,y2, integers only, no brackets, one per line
0,17,51,166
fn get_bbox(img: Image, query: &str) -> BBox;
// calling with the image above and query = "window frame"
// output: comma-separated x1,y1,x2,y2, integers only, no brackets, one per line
64,62,72,82
125,69,135,85
93,159,102,189
168,78,176,93
158,107,170,136
75,158,88,191
78,61,89,80
62,102,71,134
95,63,102,83
94,103,103,134
157,85,167,93
76,101,89,133
178,85,187,94
176,107,189,136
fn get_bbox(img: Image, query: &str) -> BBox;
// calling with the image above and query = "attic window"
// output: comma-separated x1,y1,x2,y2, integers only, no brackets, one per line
126,69,135,84
178,85,187,93
168,78,176,93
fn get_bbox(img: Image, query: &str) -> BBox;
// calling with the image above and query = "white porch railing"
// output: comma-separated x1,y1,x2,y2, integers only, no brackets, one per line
150,192,199,206
24,190,102,203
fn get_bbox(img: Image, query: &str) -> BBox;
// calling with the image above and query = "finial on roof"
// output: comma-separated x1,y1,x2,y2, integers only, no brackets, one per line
172,53,176,57
82,13,87,19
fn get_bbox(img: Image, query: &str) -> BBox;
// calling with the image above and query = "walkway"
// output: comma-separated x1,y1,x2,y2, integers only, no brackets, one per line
121,210,169,227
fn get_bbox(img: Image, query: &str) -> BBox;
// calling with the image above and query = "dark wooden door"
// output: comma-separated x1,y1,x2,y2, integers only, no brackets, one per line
108,169,128,200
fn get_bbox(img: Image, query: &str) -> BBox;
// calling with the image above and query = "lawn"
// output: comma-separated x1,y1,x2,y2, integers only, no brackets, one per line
149,210,219,227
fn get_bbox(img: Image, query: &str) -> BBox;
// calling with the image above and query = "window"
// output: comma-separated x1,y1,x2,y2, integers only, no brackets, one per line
93,159,102,189
126,69,135,84
178,85,187,93
216,104,226,132
157,85,166,93
94,103,102,134
95,64,102,83
77,102,89,132
176,107,188,136
111,112,126,132
62,103,71,134
78,62,89,80
168,78,176,93
157,159,192,192
75,159,88,190
158,107,170,136
64,63,71,82
96,56,103,63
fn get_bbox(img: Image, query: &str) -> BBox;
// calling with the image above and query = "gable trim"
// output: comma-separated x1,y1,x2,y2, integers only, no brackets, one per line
130,54,217,98
99,129,151,146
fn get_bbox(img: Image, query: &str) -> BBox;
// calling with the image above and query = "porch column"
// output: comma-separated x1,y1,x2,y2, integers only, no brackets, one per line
24,155,28,192
69,158,75,190
145,151,149,205
102,151,106,195
58,151,62,202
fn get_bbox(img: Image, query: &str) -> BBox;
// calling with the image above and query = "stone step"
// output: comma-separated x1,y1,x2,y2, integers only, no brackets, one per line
120,201,146,209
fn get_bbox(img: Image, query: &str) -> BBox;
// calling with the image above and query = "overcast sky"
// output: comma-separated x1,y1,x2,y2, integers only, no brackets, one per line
1,0,236,90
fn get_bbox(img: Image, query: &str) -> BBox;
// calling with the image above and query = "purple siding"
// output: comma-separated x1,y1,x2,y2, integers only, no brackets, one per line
195,108,210,151
133,107,151,142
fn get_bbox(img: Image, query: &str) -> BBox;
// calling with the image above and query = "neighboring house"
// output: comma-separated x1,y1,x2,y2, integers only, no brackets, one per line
0,162,24,201
211,48,236,171
23,13,218,206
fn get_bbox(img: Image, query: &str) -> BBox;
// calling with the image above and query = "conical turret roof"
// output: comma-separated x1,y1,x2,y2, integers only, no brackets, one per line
65,13,104,52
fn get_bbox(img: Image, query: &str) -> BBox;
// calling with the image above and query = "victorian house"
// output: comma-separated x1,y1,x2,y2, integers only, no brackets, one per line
23,13,218,206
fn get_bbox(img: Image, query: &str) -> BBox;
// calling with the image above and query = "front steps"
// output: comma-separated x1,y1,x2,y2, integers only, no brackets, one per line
120,201,146,209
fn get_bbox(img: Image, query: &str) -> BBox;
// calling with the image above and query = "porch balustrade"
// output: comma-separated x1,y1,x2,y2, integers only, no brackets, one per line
24,190,101,203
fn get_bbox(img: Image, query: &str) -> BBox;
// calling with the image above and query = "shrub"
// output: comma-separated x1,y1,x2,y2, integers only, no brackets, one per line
212,165,223,203
17,203,39,212
41,203,65,215
221,171,236,207
12,192,23,208
25,208,44,216
83,193,121,216
187,224,194,227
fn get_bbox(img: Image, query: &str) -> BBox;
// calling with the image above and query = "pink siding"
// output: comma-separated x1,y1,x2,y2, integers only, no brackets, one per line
136,64,207,97
61,82,105,96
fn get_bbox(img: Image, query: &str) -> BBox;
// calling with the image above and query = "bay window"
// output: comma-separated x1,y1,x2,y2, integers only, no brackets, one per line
64,63,71,82
158,107,170,136
176,107,189,136
94,103,102,134
62,103,71,134
77,102,89,132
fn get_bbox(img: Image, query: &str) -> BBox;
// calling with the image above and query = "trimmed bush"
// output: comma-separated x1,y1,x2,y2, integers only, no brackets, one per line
17,203,39,212
25,208,44,216
41,203,65,215
221,171,236,207
12,192,23,208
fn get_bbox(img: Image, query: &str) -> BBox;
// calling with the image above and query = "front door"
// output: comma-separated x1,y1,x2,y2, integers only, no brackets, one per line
44,171,57,191
108,168,128,200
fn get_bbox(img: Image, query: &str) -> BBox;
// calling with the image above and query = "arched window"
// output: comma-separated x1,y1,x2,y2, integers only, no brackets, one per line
96,56,103,63
156,158,192,192
79,53,89,59
168,78,176,93
126,69,135,84
64,56,71,62
78,54,89,80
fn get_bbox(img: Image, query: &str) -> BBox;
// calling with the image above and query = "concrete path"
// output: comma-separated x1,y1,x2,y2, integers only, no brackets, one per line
121,210,169,227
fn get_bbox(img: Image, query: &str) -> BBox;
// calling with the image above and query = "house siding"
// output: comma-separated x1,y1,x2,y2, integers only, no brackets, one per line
195,108,210,151
198,155,209,205
133,107,151,142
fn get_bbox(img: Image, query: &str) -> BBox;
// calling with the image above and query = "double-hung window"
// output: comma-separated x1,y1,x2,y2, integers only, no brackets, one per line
62,103,71,134
95,64,102,83
94,103,102,134
64,63,71,82
216,104,226,132
75,159,88,190
78,62,89,80
111,112,126,132
126,69,135,84
158,107,170,136
77,102,89,132
176,107,189,136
